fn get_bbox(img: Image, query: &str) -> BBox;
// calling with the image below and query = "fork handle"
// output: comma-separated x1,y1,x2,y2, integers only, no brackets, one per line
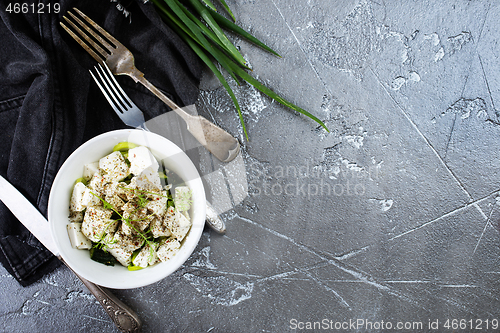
78,276,142,333
129,70,184,118
128,70,240,163
60,258,142,333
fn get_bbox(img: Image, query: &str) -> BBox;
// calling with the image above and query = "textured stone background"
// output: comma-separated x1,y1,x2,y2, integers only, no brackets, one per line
2,0,500,332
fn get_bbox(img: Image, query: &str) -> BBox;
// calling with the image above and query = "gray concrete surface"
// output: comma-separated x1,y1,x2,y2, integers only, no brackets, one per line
2,0,500,332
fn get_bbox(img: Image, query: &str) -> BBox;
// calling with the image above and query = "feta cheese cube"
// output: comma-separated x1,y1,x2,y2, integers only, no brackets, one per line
103,181,119,197
128,146,159,175
150,218,172,238
150,206,175,238
131,167,162,192
116,181,138,201
121,207,150,236
69,211,84,223
83,162,99,182
132,243,158,268
156,237,180,262
70,182,100,212
109,228,144,252
99,151,130,182
163,206,176,224
105,193,125,211
87,172,107,198
66,222,92,249
81,206,115,242
146,190,168,215
166,210,192,241
106,247,133,267
70,182,87,212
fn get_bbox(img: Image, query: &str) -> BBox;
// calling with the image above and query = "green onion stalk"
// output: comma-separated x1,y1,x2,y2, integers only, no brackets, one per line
150,0,329,140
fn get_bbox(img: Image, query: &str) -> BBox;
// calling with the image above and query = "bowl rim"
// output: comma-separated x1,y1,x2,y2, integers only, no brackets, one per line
48,129,206,289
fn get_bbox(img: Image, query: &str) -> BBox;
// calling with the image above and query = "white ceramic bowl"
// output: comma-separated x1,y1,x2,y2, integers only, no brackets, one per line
48,129,205,289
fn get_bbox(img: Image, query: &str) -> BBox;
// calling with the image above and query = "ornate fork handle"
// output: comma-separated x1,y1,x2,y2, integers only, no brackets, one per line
61,7,240,163
129,68,240,163
61,258,142,333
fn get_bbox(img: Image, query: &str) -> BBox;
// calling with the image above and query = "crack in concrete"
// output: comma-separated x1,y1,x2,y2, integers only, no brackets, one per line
440,98,488,159
472,204,495,256
219,231,348,303
226,215,355,307
268,0,334,98
473,202,489,221
336,246,370,261
460,3,491,97
368,65,473,201
443,113,458,160
388,200,477,242
422,289,484,317
479,54,498,118
331,279,477,289
81,314,112,323
222,191,500,312
221,178,498,309
232,212,428,311
188,264,264,280
293,264,352,309
338,189,500,263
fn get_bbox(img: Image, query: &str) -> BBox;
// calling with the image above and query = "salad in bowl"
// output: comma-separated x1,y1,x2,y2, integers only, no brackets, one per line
48,129,205,289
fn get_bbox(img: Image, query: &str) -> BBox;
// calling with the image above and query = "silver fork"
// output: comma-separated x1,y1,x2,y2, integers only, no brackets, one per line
90,63,226,235
89,63,149,131
61,7,239,163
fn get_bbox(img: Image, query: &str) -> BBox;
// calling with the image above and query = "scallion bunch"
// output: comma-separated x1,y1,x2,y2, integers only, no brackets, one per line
151,0,329,139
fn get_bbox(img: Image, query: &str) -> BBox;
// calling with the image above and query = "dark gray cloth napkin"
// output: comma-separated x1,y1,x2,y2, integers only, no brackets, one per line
0,0,203,286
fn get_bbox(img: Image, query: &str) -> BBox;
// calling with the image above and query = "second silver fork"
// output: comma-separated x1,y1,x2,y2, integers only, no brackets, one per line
90,64,226,234
61,8,239,163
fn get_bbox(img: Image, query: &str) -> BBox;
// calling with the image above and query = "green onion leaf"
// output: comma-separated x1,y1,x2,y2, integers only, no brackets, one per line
207,7,281,57
216,0,235,21
165,17,249,139
177,2,251,70
200,0,217,11
155,0,240,82
227,60,329,132
185,0,247,67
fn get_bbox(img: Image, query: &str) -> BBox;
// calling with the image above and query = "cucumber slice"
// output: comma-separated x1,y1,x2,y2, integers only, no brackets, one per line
89,247,117,266
113,142,139,152
127,264,144,271
74,177,88,186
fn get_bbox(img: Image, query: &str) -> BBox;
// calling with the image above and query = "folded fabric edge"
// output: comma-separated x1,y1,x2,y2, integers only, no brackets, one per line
0,235,61,287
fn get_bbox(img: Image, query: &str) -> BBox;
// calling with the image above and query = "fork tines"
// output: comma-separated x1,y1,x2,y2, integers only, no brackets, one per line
60,8,118,64
90,63,132,114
